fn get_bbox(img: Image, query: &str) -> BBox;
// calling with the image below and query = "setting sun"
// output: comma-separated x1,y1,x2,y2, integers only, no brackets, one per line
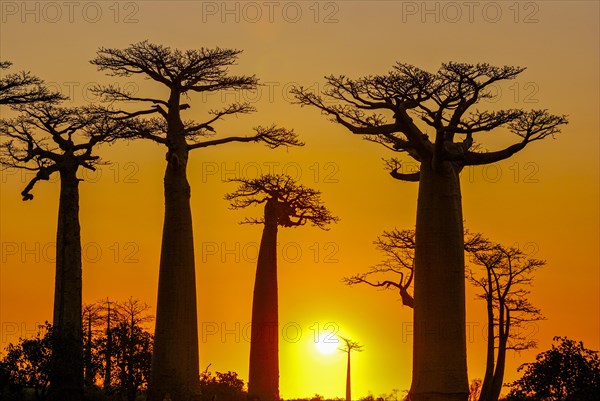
315,333,340,355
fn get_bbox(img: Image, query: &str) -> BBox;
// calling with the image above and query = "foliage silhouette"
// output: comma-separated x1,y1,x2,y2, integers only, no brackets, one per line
0,323,53,400
90,41,302,401
226,174,337,401
293,62,568,401
506,337,600,401
0,61,62,105
199,370,246,401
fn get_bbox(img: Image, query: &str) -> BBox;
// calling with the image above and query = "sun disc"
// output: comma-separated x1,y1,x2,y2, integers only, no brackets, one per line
315,333,339,355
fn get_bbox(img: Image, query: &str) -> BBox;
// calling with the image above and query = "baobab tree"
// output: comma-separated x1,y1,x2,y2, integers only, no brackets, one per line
82,303,103,387
0,61,62,105
292,62,568,401
339,337,363,401
90,41,302,401
225,174,337,400
0,102,129,401
468,243,545,401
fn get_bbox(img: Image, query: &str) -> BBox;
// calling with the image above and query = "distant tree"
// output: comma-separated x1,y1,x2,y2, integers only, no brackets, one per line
339,337,363,401
90,41,302,401
506,337,600,401
0,103,129,401
96,298,120,393
0,61,62,105
199,370,246,401
468,243,545,401
226,174,337,401
0,323,53,400
107,322,153,401
94,298,153,401
293,62,568,401
469,379,482,401
82,303,103,388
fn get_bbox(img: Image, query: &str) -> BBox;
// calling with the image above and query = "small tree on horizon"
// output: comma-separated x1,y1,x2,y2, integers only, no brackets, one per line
339,337,363,401
226,174,337,401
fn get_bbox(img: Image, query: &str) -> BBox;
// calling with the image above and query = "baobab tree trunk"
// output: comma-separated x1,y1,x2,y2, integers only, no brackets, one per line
346,350,351,401
50,167,84,401
409,159,469,401
148,130,201,401
248,199,280,401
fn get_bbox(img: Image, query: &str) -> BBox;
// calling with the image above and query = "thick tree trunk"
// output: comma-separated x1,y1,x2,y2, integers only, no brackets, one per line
409,159,469,401
346,351,351,401
248,200,280,401
50,167,83,401
147,133,201,401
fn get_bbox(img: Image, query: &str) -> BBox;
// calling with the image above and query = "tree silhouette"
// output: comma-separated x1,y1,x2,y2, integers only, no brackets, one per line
0,323,53,400
292,62,568,401
0,61,62,105
82,303,103,388
90,41,302,401
338,337,363,401
468,243,546,401
105,300,154,401
0,102,129,401
225,174,337,400
344,229,486,308
507,337,600,400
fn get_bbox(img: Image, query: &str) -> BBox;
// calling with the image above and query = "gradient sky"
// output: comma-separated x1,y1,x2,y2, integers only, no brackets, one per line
1,1,598,398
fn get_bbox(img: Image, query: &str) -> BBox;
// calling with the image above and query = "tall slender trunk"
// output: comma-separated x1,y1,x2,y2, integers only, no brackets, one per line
148,114,201,401
346,351,351,401
479,279,496,401
50,166,83,401
84,317,93,386
409,159,469,401
489,308,510,401
248,200,279,401
105,301,112,391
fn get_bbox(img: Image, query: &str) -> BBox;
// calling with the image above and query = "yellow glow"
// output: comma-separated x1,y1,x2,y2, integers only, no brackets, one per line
315,333,340,355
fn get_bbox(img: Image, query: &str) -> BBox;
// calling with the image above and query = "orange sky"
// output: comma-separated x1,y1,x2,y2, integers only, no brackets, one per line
1,1,598,398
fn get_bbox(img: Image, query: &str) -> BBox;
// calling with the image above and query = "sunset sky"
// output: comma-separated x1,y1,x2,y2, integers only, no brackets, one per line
1,1,598,398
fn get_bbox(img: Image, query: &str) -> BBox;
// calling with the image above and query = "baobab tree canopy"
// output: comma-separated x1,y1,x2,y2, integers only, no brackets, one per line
292,63,567,176
225,174,338,229
90,41,302,151
0,61,62,105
